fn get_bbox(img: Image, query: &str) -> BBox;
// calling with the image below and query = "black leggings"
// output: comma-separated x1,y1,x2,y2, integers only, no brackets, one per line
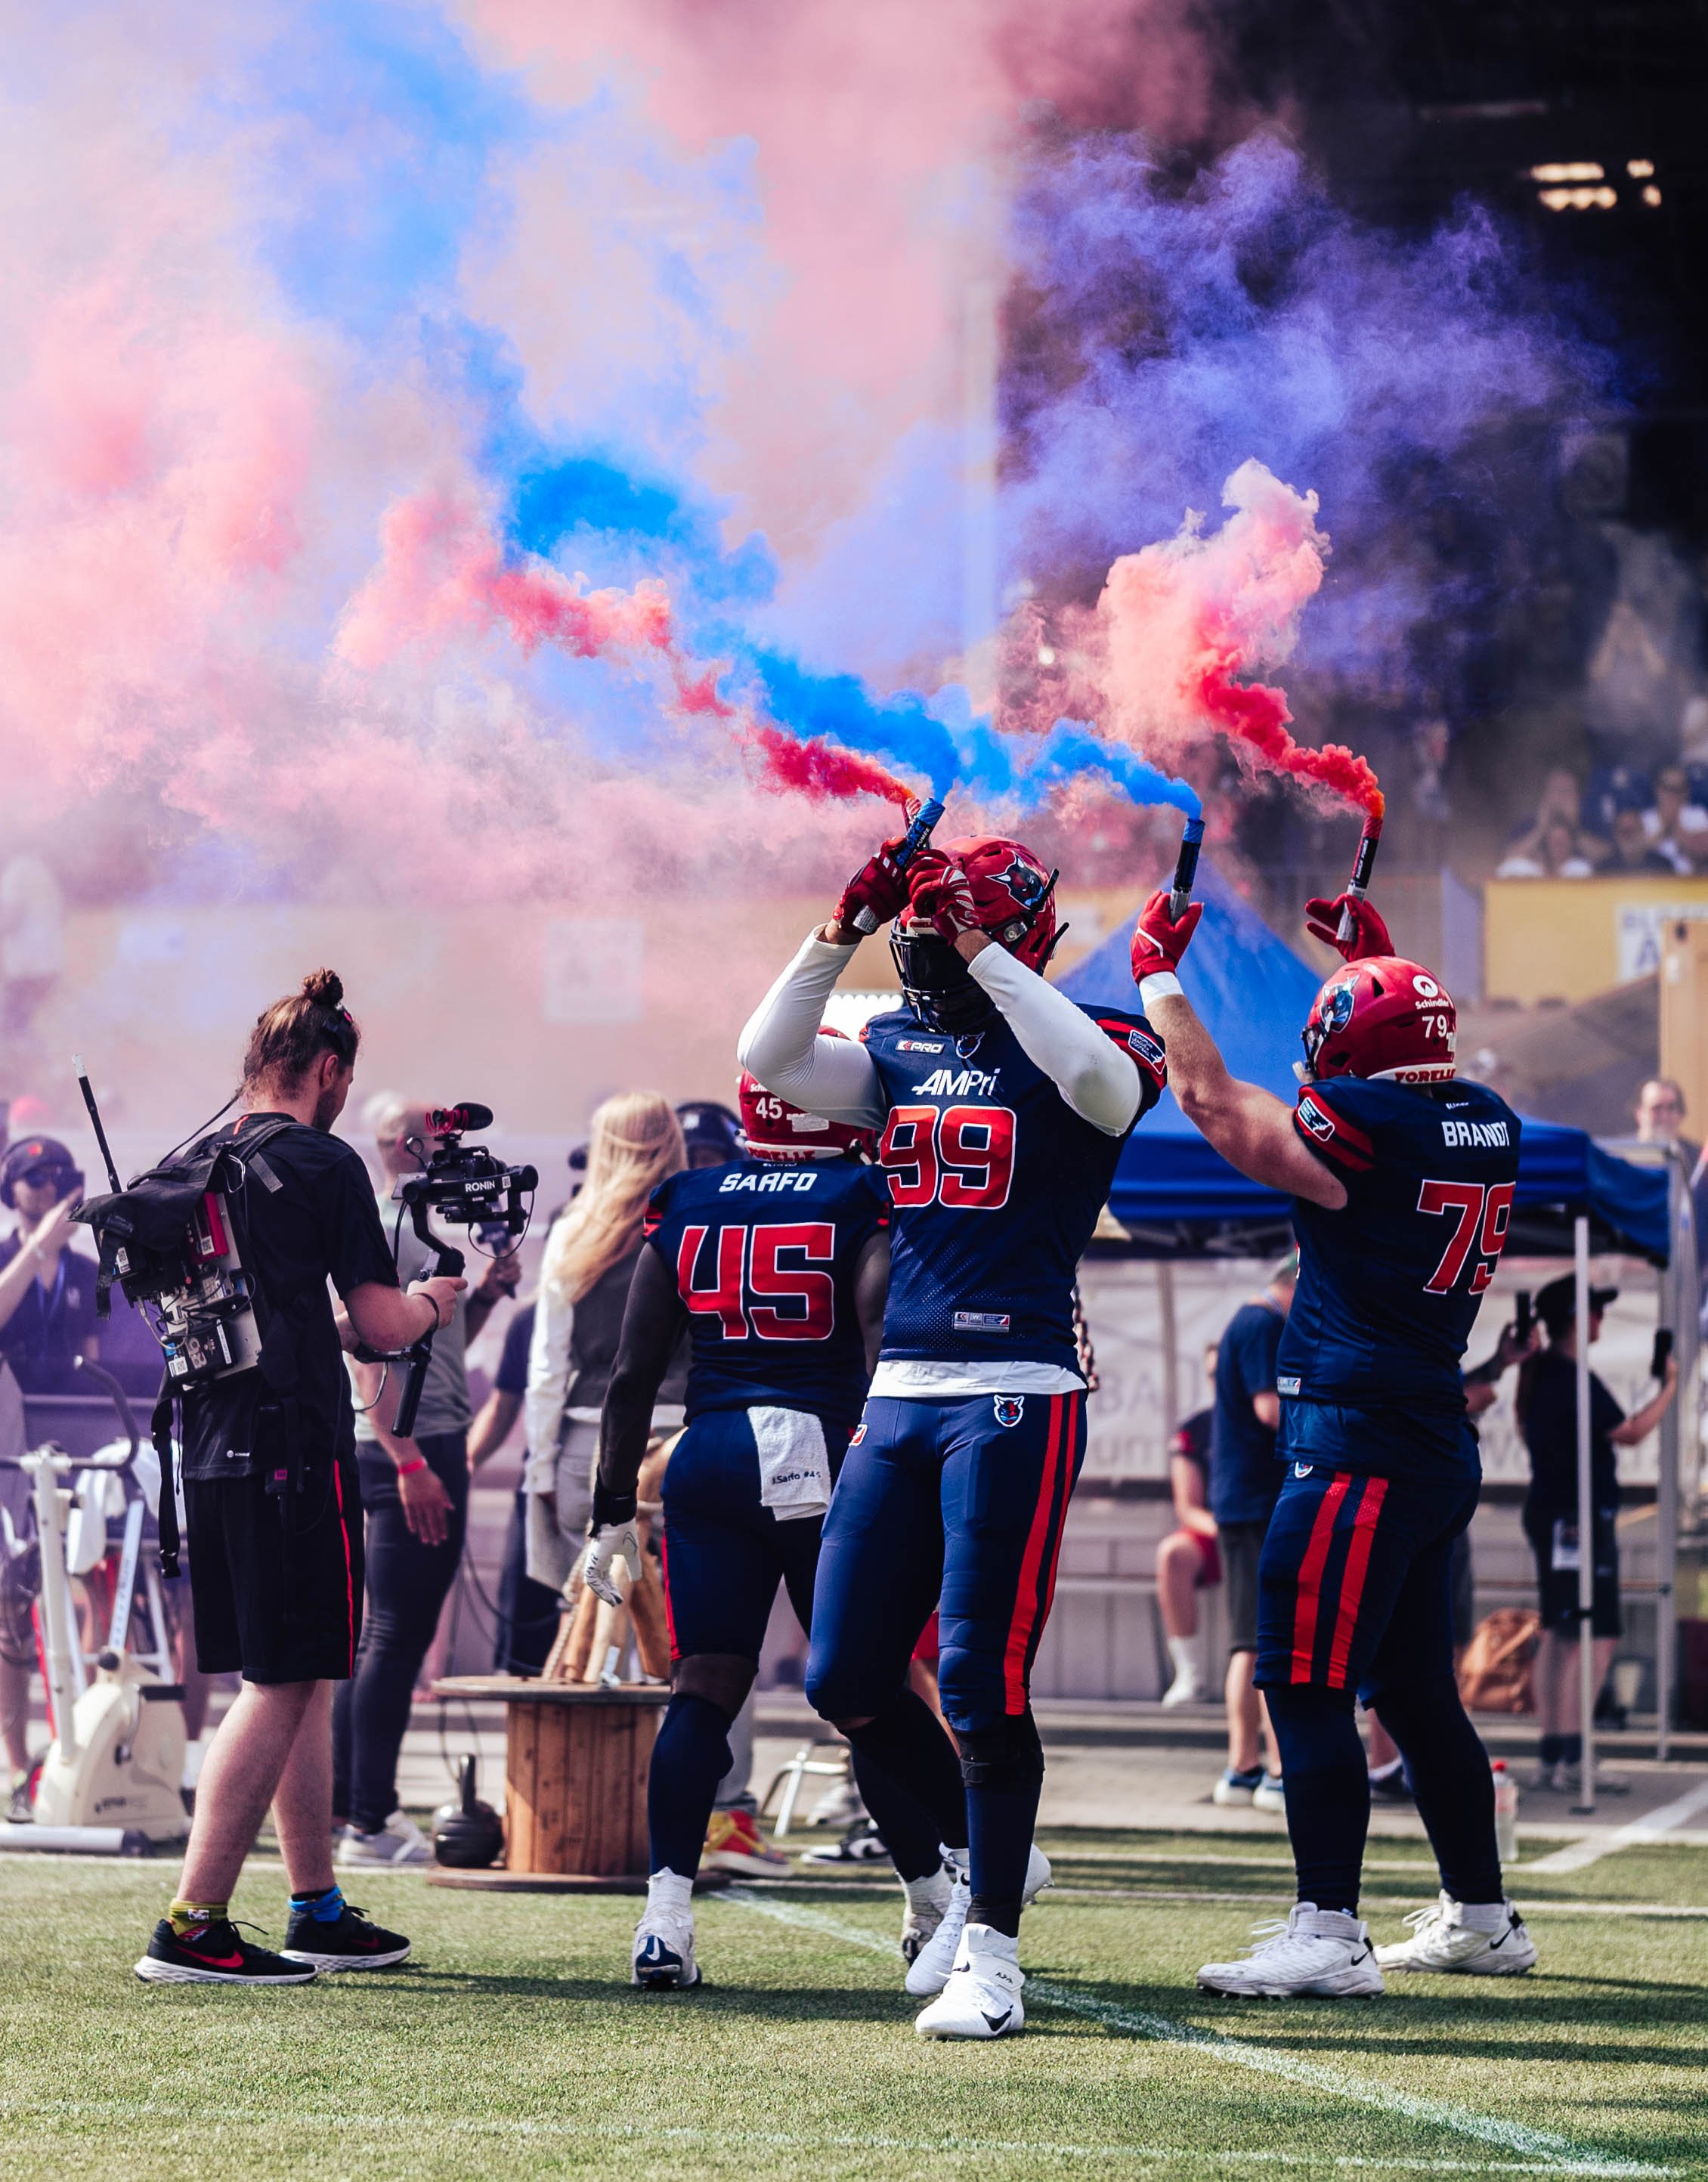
333,1432,468,1834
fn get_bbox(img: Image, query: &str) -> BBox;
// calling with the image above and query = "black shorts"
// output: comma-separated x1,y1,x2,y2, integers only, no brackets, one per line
1526,1508,1620,1639
184,1449,364,1683
1219,1519,1270,1656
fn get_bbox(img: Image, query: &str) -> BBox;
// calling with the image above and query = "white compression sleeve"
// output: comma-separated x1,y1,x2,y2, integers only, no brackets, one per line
735,933,886,1128
968,943,1142,1137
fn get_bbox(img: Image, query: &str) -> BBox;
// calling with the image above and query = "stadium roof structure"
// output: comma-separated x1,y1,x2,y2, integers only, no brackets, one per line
1060,860,1672,1264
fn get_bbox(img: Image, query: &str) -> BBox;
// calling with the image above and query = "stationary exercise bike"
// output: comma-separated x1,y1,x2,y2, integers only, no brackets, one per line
0,1360,189,1855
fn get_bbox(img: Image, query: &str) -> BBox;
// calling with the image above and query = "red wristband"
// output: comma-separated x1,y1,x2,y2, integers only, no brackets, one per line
395,1456,427,1478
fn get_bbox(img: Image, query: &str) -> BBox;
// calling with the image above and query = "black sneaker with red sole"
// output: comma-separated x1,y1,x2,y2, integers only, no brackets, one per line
279,1902,411,1971
135,1917,317,1985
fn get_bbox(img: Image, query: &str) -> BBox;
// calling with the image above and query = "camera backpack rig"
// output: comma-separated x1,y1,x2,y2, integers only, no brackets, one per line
71,1076,535,1572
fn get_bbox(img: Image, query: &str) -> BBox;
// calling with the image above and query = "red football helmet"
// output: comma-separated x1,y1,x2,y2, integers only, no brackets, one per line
738,1031,877,1162
1300,956,1457,1085
893,836,1060,1032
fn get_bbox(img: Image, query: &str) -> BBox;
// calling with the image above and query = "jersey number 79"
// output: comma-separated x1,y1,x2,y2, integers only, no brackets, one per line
1416,1180,1515,1295
677,1222,836,1340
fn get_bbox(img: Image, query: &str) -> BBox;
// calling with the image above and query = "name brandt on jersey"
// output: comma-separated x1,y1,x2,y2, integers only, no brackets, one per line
1440,1119,1511,1149
717,1169,823,1194
911,1066,1001,1098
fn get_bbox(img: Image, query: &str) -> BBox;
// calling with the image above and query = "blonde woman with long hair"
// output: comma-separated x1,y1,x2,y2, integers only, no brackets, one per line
524,1094,687,1591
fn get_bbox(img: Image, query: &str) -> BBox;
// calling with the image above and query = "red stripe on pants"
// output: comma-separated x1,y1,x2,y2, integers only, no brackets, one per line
1034,1395,1079,1650
1290,1472,1352,1684
1326,1476,1388,1689
331,1456,357,1679
660,1527,679,1662
1002,1396,1066,1713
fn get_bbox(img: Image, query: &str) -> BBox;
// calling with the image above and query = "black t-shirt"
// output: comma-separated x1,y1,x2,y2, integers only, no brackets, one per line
0,1235,100,1393
496,1302,534,1398
180,1117,398,1481
1518,1347,1623,1515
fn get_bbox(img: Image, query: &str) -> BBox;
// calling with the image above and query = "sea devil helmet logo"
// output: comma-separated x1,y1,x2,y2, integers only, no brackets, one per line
998,859,1047,908
1326,982,1357,1030
993,1395,1026,1428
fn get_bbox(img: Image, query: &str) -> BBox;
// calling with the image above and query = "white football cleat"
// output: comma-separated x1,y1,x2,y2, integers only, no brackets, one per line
631,1904,701,1990
904,1844,1052,1997
914,1922,1025,2039
1375,1893,1537,1976
1196,1904,1384,1998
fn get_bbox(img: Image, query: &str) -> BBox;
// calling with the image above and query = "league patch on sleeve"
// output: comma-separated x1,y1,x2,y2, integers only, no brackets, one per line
1292,1089,1373,1171
1094,1014,1168,1094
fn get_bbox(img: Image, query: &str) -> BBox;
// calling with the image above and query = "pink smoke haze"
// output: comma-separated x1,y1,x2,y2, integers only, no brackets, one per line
1093,458,1382,818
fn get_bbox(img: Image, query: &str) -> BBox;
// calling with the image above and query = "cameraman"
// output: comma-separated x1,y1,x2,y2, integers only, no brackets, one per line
333,1100,519,1868
135,972,465,1988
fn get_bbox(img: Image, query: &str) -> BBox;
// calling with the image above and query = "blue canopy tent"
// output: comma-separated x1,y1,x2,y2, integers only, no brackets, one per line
1059,862,1670,1264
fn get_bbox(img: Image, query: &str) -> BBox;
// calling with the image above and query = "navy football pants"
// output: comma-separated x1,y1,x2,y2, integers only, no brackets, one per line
1255,1464,1501,1911
806,1391,1085,1735
659,1410,825,1661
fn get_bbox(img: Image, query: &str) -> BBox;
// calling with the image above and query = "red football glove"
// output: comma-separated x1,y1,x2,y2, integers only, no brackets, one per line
1304,892,1393,963
831,831,911,939
1130,890,1202,981
908,850,982,942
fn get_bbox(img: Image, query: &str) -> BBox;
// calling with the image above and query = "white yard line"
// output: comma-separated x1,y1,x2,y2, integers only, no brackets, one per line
0,2101,1679,2178
719,1890,1673,2179
1524,1780,1708,1874
1046,1885,1708,1918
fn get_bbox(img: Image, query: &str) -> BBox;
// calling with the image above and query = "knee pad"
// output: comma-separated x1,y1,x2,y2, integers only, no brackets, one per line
955,1710,1044,1792
672,1652,756,1722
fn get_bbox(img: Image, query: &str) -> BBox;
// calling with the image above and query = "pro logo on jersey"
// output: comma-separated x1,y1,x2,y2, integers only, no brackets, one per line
993,1395,1026,1428
955,1309,1012,1332
897,1038,945,1054
849,1419,868,1444
1298,1098,1336,1143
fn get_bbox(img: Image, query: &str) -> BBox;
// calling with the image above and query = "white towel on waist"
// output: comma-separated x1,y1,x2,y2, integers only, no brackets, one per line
750,1406,831,1522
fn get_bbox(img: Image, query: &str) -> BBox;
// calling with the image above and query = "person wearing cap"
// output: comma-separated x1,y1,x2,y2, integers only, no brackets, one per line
0,1136,97,1397
676,1099,743,1171
1515,1276,1677,1792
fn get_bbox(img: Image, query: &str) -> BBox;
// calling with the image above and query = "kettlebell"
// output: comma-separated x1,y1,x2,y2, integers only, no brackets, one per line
432,1753,503,1868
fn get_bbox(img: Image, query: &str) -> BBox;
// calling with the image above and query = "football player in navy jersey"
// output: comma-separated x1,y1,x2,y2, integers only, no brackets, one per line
1129,883,1537,1997
738,829,1167,2039
585,1047,891,1991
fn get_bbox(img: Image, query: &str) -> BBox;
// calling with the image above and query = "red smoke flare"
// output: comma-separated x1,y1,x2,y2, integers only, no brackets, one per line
746,720,912,806
1198,643,1385,820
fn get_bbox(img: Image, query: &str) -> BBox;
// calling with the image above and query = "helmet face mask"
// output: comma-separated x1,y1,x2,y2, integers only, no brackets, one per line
890,924,996,1033
1299,956,1458,1085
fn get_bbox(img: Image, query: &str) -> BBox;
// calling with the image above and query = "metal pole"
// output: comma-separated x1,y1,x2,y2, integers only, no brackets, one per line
1157,1261,1180,1441
1573,1216,1596,1814
1656,1150,1685,1762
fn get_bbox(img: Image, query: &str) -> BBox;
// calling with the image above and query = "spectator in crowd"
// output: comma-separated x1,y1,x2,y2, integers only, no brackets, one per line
1156,1342,1221,1708
1498,769,1606,878
1641,766,1708,874
1515,1276,1676,1794
1496,818,1596,880
1597,806,1673,876
676,1100,743,1170
1208,1262,1292,1809
1634,1077,1701,1169
524,1094,688,1594
0,1136,98,1396
469,1298,561,1677
333,1099,521,1868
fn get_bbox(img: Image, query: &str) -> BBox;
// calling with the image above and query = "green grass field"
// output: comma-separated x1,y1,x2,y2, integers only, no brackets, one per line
4,1828,1706,2180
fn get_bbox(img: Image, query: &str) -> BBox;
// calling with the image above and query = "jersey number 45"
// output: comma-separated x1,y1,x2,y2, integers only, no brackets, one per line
880,1104,1017,1210
1417,1180,1515,1295
677,1223,835,1341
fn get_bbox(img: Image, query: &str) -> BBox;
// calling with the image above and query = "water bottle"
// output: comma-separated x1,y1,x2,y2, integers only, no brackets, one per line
1492,1758,1518,1865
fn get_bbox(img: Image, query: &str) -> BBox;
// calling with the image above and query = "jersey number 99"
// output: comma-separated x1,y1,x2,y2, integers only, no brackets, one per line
879,1104,1017,1210
1416,1180,1515,1295
676,1223,836,1341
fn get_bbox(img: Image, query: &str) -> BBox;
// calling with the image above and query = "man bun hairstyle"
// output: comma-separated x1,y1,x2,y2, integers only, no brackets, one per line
243,967,360,1093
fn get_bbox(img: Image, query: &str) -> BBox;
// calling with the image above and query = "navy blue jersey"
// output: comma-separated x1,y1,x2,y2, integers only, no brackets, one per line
1210,1298,1286,1524
860,1003,1165,1370
643,1156,890,1425
1281,1075,1521,1416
